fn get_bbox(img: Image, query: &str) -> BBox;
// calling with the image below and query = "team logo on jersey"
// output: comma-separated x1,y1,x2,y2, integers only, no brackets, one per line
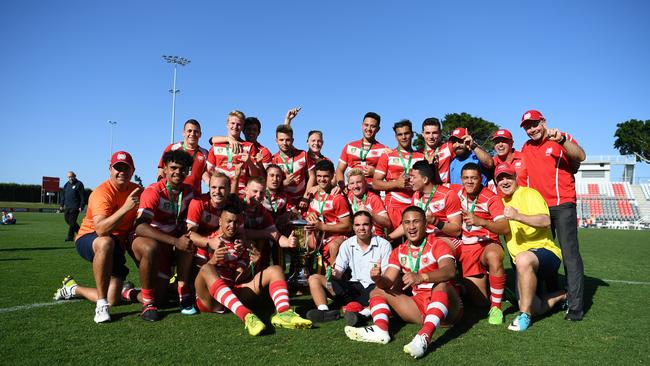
163,202,171,211
432,202,443,211
514,161,521,167
390,157,401,165
198,155,204,161
422,257,429,265
545,147,553,156
400,256,407,266
350,147,358,154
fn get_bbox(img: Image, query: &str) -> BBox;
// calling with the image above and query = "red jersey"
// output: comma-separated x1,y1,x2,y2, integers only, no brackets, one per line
388,234,456,295
252,142,273,169
307,191,351,241
347,191,388,237
521,133,578,206
138,179,194,235
207,141,259,193
412,185,462,236
186,194,221,235
243,202,275,231
338,139,388,185
375,148,425,207
206,233,249,286
421,142,454,184
457,187,505,245
262,189,293,218
271,149,314,203
158,142,208,194
493,150,528,187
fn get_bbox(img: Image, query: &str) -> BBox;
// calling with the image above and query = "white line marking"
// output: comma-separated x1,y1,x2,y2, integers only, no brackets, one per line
603,279,650,285
0,300,80,314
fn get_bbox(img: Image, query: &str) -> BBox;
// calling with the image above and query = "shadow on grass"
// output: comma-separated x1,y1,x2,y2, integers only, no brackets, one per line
0,258,30,262
0,246,74,252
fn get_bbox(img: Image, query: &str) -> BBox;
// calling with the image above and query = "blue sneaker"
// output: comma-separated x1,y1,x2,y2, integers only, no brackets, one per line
508,312,531,331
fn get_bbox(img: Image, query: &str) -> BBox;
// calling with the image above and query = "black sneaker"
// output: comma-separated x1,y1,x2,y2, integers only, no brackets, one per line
306,309,340,323
141,304,160,322
344,311,363,327
564,310,584,321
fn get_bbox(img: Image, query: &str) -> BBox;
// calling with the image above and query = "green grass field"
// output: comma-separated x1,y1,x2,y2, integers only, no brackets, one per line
1,212,649,365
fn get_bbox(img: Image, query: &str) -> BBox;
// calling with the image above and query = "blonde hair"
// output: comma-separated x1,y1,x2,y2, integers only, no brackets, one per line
347,168,364,180
227,110,246,122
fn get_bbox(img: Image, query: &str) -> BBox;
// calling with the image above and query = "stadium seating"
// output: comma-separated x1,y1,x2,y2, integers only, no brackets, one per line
576,182,641,224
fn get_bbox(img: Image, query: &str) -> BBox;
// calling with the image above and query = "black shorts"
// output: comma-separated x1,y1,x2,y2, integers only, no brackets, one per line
76,232,129,280
331,280,375,307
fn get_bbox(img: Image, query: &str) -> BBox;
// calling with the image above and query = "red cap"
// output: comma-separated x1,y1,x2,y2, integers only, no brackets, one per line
520,109,545,126
450,127,468,140
494,162,516,179
110,151,135,170
491,129,513,141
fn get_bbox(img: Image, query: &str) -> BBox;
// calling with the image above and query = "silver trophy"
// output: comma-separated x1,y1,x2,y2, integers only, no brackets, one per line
287,219,321,287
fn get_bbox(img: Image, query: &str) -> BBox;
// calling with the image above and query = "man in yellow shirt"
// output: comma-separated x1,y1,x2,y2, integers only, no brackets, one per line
494,163,566,332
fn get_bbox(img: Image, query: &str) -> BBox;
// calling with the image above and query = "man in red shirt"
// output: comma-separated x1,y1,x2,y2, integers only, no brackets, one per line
243,116,273,170
373,120,425,230
53,151,141,324
344,206,462,359
272,124,316,209
157,119,208,195
458,163,510,325
420,117,454,184
520,109,586,321
335,112,388,192
491,128,528,187
131,150,195,321
346,168,392,238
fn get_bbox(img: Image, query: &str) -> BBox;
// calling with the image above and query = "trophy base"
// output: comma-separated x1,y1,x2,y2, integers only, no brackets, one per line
287,268,310,288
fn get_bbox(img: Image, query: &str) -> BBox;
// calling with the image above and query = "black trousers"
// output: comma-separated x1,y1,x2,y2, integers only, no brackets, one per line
549,202,584,314
64,208,80,240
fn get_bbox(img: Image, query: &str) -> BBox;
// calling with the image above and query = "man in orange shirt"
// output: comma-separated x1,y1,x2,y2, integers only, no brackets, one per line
53,151,142,324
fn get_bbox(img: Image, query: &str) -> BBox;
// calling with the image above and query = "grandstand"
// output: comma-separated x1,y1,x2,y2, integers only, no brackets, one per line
576,155,650,230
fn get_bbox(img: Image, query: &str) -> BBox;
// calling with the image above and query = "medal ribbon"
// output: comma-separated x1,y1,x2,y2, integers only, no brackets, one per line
418,186,437,212
397,146,413,175
352,193,367,214
182,143,199,174
279,151,294,174
266,189,278,213
317,191,329,217
359,140,373,162
407,239,427,273
165,181,183,226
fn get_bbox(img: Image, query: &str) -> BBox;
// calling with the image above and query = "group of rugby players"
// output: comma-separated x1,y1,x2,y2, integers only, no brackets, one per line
54,107,586,359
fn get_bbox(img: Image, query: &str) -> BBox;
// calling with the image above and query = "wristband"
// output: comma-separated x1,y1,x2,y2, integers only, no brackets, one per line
558,134,567,145
470,142,479,150
434,219,445,231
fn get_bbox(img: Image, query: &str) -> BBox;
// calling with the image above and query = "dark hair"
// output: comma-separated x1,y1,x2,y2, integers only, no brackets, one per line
461,162,481,174
307,130,323,139
266,164,283,175
184,119,201,130
247,176,266,187
402,205,425,220
393,119,412,132
412,160,442,185
244,117,261,131
314,159,335,174
363,112,381,126
222,194,243,215
276,124,293,137
162,150,194,168
353,210,373,222
421,117,441,130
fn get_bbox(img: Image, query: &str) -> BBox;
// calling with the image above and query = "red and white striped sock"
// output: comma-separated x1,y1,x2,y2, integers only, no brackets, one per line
141,288,155,306
177,283,191,303
121,287,140,302
369,296,391,333
209,279,251,321
269,280,290,313
418,291,449,339
489,275,506,309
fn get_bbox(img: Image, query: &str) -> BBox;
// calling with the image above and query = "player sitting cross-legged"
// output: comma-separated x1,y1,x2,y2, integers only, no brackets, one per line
344,206,463,359
194,198,312,336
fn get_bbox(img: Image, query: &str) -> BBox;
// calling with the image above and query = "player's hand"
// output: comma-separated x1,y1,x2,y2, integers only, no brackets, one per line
402,272,424,290
207,235,223,251
425,209,435,224
207,245,227,265
463,134,474,149
503,206,520,221
285,107,301,124
547,128,562,142
370,263,382,281
174,233,194,252
463,210,484,227
395,175,408,189
227,136,242,154
249,245,261,264
123,187,142,211
233,163,244,178
306,185,319,196
364,165,375,178
255,151,263,163
283,231,298,248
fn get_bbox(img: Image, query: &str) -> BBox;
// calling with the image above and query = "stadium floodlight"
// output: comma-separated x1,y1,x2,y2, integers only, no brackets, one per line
161,55,191,143
108,120,118,159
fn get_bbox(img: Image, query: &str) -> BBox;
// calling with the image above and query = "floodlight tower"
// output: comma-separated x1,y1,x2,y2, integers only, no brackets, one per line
162,55,191,143
108,120,118,158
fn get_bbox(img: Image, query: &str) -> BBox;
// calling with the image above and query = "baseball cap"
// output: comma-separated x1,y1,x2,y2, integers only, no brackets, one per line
450,127,468,140
494,162,516,179
110,151,135,170
520,109,544,126
491,129,513,141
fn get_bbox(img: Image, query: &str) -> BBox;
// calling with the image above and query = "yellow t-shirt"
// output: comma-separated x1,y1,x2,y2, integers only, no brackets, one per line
502,187,562,263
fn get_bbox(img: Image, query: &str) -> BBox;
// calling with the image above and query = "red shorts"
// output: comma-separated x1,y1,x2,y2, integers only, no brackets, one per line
126,232,175,280
411,283,462,325
457,244,487,277
322,235,347,265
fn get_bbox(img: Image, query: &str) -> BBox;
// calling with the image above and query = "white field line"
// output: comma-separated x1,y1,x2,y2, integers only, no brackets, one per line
602,279,650,285
0,299,80,314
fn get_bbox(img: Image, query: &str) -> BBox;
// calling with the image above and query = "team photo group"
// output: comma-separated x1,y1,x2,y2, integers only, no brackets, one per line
53,107,586,359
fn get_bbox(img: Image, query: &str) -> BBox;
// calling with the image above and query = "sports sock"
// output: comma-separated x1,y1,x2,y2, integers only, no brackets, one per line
269,280,290,313
96,298,108,307
141,288,154,305
209,279,251,321
69,284,77,296
489,275,506,309
177,283,191,303
369,296,391,333
418,291,448,339
317,304,330,311
122,287,140,302
360,307,371,317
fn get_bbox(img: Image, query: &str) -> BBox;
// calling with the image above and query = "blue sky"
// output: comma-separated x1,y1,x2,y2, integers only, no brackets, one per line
2,0,649,189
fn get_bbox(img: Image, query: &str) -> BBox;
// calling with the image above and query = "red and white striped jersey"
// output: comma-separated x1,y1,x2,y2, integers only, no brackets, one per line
138,179,194,234
186,194,221,235
421,142,454,184
412,185,462,236
375,148,425,207
457,187,505,245
271,149,314,203
207,141,258,193
338,139,388,185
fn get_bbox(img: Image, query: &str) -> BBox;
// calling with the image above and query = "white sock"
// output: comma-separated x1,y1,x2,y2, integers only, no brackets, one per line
96,298,108,307
70,285,77,296
360,307,371,317
317,304,330,311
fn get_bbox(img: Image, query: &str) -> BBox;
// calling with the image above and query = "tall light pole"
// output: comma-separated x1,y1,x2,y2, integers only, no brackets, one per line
108,120,117,158
162,55,191,143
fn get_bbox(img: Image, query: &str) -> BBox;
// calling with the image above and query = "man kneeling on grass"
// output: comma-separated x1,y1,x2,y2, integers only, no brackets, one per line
344,206,463,359
54,151,141,323
194,199,312,336
494,163,567,331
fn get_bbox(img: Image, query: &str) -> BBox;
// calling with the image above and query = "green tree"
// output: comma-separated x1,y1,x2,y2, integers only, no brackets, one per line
413,112,500,152
614,119,650,162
